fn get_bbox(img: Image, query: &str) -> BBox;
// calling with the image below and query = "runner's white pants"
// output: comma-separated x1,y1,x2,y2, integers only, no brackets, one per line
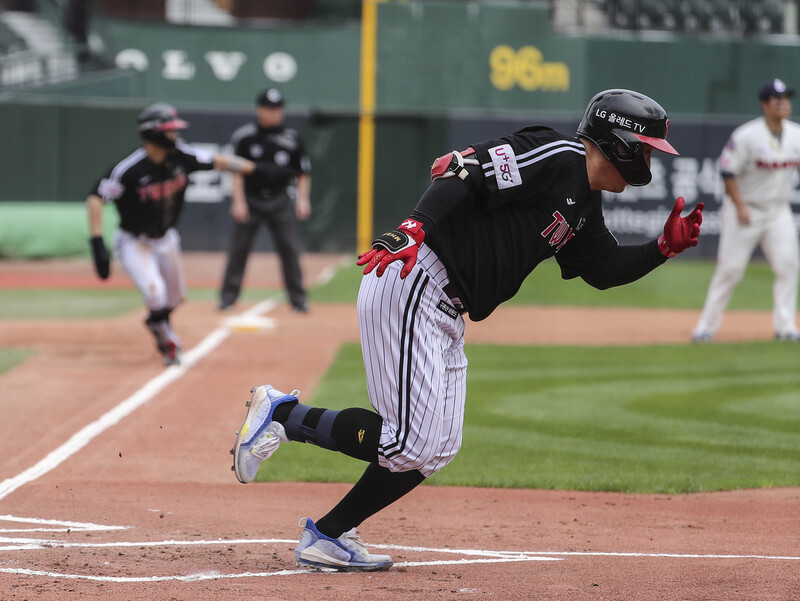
357,244,468,477
114,227,185,312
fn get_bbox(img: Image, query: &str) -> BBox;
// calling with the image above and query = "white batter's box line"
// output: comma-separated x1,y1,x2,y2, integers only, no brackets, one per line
0,514,127,533
2,536,798,562
0,537,797,583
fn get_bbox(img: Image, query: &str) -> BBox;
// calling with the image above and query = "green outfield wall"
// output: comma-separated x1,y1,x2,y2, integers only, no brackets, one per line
1,1,799,258
35,2,795,116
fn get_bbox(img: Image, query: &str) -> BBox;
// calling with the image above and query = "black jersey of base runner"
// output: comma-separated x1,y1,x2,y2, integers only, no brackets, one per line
90,143,214,239
425,126,619,321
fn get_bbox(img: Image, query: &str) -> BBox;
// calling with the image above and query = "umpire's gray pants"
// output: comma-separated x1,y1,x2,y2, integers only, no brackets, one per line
219,199,306,309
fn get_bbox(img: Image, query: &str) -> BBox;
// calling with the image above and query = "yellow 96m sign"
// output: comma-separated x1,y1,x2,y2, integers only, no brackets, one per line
489,45,570,92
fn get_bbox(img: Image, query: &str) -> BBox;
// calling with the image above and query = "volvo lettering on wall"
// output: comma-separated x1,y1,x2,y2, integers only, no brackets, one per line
114,48,298,82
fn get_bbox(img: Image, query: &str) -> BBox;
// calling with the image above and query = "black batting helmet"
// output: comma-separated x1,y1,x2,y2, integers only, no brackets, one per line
137,103,188,149
577,89,678,186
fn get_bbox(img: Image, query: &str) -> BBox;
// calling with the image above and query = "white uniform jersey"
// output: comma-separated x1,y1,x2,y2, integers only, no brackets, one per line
718,116,800,209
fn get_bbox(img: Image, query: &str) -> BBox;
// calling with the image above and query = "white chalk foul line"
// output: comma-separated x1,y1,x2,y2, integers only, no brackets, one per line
0,298,283,503
0,260,343,506
0,514,125,534
0,327,230,502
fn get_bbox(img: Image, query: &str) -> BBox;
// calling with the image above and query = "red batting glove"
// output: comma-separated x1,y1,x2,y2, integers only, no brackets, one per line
356,218,426,278
658,196,704,258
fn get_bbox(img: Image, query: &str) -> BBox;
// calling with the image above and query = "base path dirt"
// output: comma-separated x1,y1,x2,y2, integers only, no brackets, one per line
0,253,796,600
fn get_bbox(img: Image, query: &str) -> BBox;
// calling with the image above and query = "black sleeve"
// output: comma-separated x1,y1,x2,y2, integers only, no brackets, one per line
567,239,668,290
409,162,484,232
252,162,301,187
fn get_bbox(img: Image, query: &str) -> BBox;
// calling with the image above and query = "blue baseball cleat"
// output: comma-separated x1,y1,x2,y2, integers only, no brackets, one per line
231,385,298,483
294,517,393,572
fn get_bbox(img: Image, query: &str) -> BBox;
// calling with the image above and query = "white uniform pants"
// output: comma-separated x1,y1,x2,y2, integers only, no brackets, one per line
694,201,800,337
357,244,468,477
114,228,186,312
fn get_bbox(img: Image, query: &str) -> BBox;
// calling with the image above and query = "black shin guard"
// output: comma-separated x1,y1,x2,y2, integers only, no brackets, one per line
283,405,339,450
279,405,382,462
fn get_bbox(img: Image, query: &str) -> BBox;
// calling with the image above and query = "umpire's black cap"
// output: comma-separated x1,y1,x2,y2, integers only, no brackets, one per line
256,88,285,107
758,78,795,101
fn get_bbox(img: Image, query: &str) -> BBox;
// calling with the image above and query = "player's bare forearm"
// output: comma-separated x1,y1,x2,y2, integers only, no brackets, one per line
86,194,104,237
296,174,311,220
214,154,255,175
230,173,249,222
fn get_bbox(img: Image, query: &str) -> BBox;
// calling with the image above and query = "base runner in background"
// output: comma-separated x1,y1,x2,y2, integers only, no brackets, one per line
693,78,800,343
231,89,704,571
87,104,256,365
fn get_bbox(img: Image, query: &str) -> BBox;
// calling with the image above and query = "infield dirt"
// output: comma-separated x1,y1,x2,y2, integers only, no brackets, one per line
0,253,797,600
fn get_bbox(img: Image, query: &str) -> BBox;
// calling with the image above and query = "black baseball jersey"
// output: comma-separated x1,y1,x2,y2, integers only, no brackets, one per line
230,123,311,202
91,142,215,238
425,126,627,321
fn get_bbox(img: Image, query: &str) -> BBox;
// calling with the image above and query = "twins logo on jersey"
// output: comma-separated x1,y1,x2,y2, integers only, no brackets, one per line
541,210,576,250
489,144,521,189
138,173,188,203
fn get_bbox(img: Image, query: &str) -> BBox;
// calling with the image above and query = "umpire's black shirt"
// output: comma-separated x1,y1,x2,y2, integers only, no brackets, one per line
229,122,311,209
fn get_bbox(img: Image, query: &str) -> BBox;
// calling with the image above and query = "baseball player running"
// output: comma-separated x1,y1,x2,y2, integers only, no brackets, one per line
693,78,800,342
232,89,704,571
87,104,256,364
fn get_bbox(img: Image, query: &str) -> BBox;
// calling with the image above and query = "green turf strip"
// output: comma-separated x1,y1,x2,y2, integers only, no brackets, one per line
0,288,281,319
0,258,776,318
312,258,776,310
0,349,32,374
254,341,800,493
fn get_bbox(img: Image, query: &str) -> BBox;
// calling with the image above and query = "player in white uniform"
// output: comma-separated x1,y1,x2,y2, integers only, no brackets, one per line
87,104,255,364
693,79,800,342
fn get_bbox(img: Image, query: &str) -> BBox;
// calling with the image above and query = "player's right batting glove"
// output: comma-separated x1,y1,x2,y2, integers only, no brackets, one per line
90,235,111,280
356,218,425,279
658,196,704,258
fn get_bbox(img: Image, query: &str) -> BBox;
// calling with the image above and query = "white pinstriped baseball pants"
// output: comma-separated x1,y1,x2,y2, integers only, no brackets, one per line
357,244,468,477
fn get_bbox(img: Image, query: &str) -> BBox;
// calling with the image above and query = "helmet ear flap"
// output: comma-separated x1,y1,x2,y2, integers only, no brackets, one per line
612,137,637,161
609,137,651,186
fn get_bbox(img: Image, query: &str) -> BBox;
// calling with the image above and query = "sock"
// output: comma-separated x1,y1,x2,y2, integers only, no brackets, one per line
314,462,425,539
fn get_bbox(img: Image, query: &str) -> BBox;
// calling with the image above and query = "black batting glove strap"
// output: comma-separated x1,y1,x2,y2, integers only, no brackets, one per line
373,229,413,253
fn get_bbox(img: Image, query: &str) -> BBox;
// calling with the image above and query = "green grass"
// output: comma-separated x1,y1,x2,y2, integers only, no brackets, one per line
0,349,32,375
0,287,282,319
256,341,800,493
507,257,774,310
0,289,144,319
306,257,777,310
0,258,776,318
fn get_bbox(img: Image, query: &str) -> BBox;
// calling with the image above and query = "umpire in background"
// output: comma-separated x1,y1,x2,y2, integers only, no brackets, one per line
219,88,312,312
